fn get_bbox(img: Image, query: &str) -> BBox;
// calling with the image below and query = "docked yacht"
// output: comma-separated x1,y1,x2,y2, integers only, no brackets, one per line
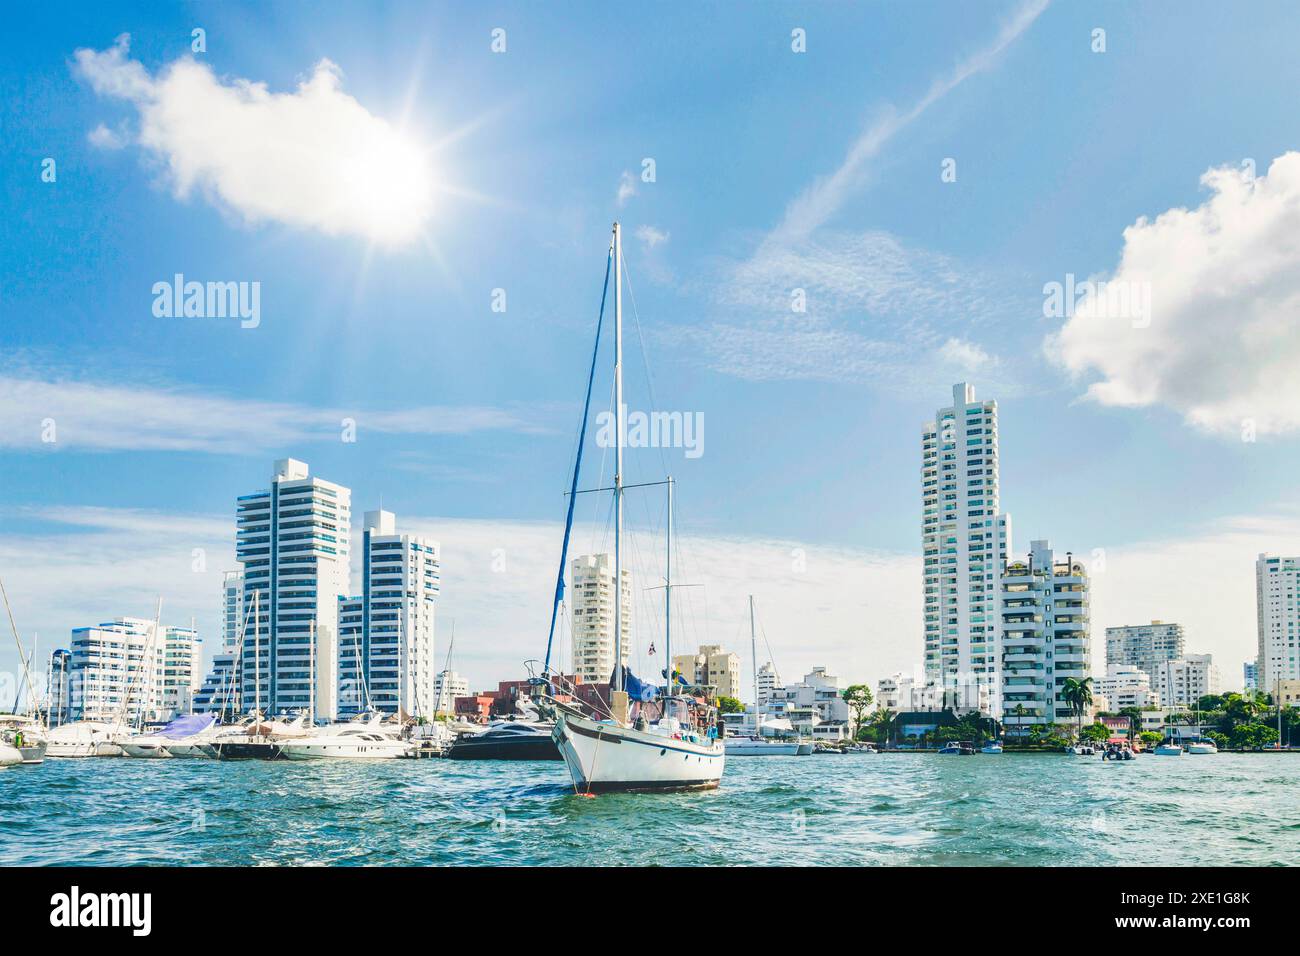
446,712,559,760
1186,738,1218,755
0,714,48,764
278,721,411,760
1153,741,1185,756
980,741,1004,754
213,713,310,760
121,714,218,758
0,741,21,767
46,720,125,758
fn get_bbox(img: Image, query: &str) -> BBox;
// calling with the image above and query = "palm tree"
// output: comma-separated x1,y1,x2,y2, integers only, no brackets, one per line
872,708,897,750
1061,677,1094,740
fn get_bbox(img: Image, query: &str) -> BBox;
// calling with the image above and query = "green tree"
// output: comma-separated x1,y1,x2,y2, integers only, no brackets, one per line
1060,677,1094,740
842,685,874,738
1229,721,1279,751
1118,706,1144,743
1080,722,1110,745
1138,731,1163,749
716,696,745,714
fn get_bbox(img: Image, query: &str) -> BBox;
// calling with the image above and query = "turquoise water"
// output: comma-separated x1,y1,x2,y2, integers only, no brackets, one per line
2,753,1296,866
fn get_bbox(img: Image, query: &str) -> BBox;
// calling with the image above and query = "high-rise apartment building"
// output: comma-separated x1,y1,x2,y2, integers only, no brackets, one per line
338,509,440,718
434,670,469,715
672,645,741,699
570,553,632,683
1256,553,1300,692
1150,654,1220,710
1000,540,1090,736
756,661,781,704
923,383,1011,715
68,616,196,722
1094,663,1161,711
237,459,350,720
194,570,244,716
1104,620,1185,678
160,624,203,717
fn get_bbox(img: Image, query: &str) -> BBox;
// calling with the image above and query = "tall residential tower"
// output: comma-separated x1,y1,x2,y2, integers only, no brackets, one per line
338,509,440,718
570,553,632,684
922,383,1011,714
1256,553,1300,693
236,459,351,720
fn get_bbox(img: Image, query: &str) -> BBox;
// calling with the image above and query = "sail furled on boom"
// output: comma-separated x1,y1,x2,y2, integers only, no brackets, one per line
541,247,613,678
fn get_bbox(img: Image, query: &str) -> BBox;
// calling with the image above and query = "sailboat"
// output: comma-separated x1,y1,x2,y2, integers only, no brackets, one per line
547,222,725,793
0,578,49,763
726,596,801,756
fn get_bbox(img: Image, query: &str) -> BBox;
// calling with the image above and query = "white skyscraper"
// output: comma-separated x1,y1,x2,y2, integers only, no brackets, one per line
1000,540,1090,736
194,570,244,716
68,616,195,722
1150,654,1220,710
570,553,632,684
237,459,351,720
1105,620,1185,677
756,661,781,704
922,383,1011,714
433,670,469,715
338,509,440,718
1256,553,1300,692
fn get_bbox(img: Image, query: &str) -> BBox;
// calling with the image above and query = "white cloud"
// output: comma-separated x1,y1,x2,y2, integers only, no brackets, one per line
0,371,541,452
86,122,127,150
72,34,436,246
616,170,636,207
939,337,994,371
635,224,668,248
1048,151,1300,437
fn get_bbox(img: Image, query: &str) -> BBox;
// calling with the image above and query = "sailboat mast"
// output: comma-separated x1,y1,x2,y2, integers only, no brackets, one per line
664,477,673,700
749,595,758,733
254,590,261,727
613,220,625,696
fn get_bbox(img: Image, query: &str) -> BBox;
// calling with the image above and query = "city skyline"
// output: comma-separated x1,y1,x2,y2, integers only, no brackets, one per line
6,2,1300,698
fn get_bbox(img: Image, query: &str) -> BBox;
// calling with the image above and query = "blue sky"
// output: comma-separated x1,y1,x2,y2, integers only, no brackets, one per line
4,0,1300,695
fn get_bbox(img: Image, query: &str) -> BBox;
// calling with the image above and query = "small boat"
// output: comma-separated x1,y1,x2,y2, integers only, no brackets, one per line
980,741,1003,754
796,741,815,755
1186,739,1218,755
937,741,964,755
121,714,218,758
1153,742,1184,756
0,715,48,764
725,735,801,756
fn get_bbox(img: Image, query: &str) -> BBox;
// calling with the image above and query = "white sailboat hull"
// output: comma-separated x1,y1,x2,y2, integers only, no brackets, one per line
0,743,21,767
724,737,801,756
553,713,725,793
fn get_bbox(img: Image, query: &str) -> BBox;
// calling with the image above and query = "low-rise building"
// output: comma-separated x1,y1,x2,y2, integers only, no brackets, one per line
671,645,741,699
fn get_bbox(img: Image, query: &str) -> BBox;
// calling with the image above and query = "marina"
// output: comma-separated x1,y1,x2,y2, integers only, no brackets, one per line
1,751,1296,867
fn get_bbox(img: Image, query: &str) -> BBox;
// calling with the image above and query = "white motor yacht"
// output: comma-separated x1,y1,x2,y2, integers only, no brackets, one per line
278,723,411,760
46,720,125,758
724,735,801,756
1186,738,1218,755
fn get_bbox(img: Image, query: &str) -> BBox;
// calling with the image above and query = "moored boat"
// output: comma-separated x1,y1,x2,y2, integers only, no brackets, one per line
0,714,48,764
1153,741,1184,756
121,714,218,758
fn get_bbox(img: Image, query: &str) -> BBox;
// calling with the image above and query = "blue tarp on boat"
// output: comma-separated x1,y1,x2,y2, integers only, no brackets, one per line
157,713,217,738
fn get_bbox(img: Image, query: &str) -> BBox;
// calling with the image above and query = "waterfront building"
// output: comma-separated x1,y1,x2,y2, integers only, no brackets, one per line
922,383,1012,717
877,674,902,711
338,509,440,718
237,458,351,720
999,540,1090,736
1243,660,1258,692
1275,679,1300,707
1256,553,1300,692
193,570,244,716
672,645,741,698
764,666,852,740
1104,620,1185,679
570,553,632,684
756,661,781,704
68,616,191,723
160,624,202,717
1094,663,1161,711
1150,654,1220,710
433,670,469,716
